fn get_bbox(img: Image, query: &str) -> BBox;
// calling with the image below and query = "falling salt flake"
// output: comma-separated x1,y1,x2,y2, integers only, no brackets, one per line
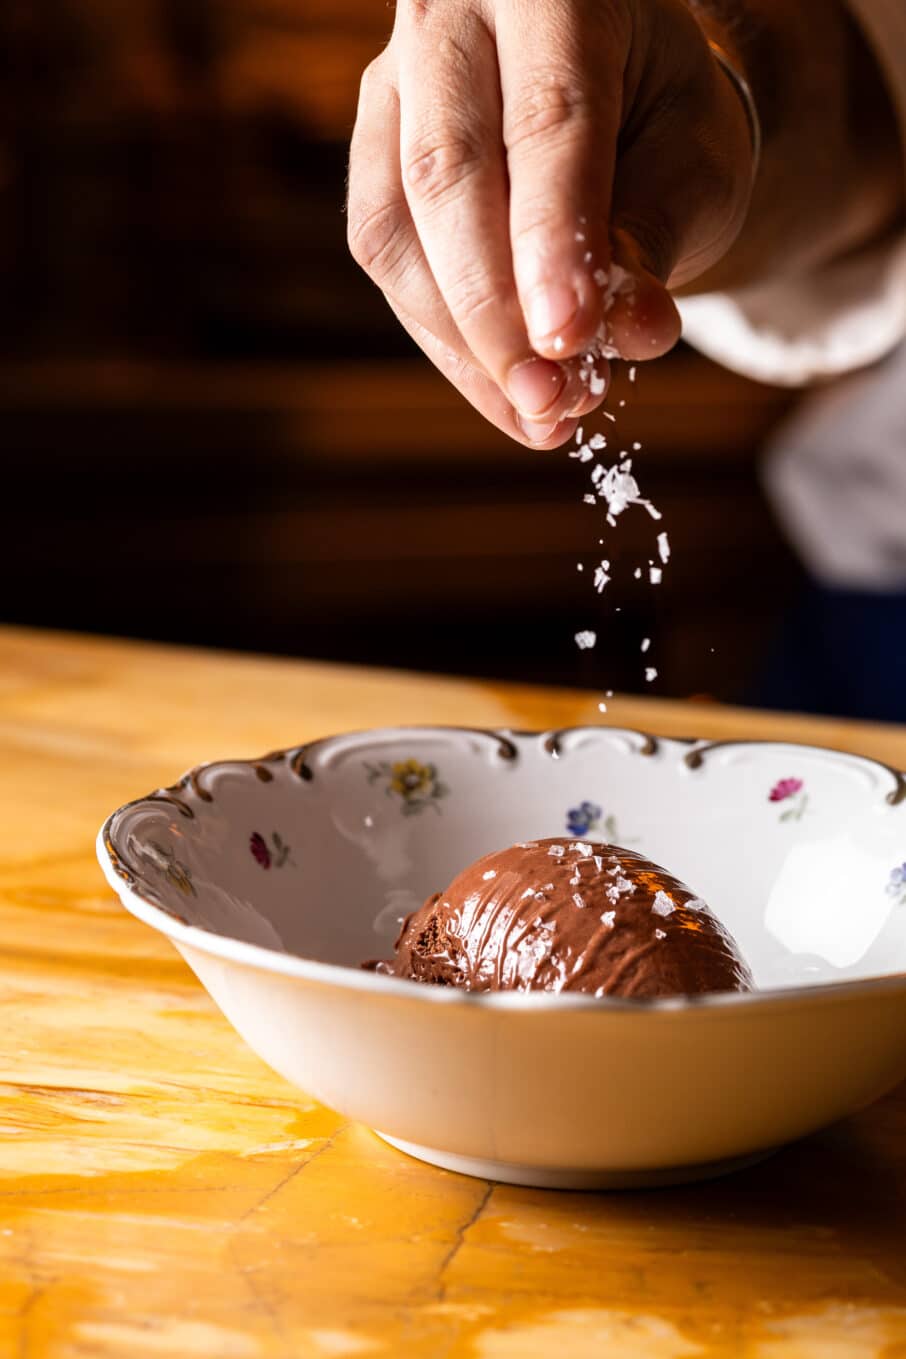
593,562,611,593
645,667,658,683
657,531,671,563
649,566,663,585
589,433,607,450
548,844,565,858
571,842,593,857
363,815,374,828
603,410,616,422
583,494,596,506
618,399,626,408
601,910,616,928
589,372,606,396
629,366,637,382
579,368,588,381
575,231,586,242
482,869,497,880
570,872,581,886
652,891,676,917
595,463,659,520
634,567,642,580
575,630,597,651
632,441,642,451
605,689,614,698
645,503,663,521
607,514,617,527
655,928,666,940
575,427,584,446
598,702,607,713
577,563,584,572
593,267,608,286
573,893,587,909
584,251,593,264
641,637,651,653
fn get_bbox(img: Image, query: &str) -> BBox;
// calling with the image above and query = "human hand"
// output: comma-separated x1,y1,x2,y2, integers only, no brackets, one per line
347,0,755,447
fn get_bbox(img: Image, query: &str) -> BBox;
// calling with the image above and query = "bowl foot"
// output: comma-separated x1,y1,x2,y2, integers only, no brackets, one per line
375,1132,776,1190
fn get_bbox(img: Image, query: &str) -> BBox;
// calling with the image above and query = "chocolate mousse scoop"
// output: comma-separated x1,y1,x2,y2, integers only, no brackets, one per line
370,837,753,998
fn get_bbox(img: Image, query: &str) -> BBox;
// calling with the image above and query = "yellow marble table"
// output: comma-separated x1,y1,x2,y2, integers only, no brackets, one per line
2,626,906,1359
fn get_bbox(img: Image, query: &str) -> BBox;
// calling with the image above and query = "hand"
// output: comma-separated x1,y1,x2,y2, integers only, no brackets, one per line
347,0,755,447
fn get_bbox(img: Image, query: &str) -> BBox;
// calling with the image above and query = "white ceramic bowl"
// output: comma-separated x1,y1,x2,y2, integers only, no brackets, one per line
97,726,906,1189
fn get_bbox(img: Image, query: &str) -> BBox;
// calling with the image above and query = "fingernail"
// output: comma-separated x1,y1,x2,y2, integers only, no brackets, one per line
507,358,566,418
528,283,579,342
517,414,562,444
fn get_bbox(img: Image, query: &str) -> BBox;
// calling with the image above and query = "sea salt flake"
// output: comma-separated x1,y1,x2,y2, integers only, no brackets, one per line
645,667,658,682
590,433,607,450
649,566,663,585
652,891,676,917
657,531,671,563
593,563,611,593
634,567,642,580
629,366,637,383
589,373,606,396
598,702,607,713
577,563,584,572
632,441,642,451
482,869,497,880
575,630,597,651
576,427,584,445
686,898,706,911
641,637,651,652
583,494,596,505
571,842,593,857
573,893,586,909
601,910,616,928
603,410,616,422
548,845,565,858
593,267,608,286
655,928,666,940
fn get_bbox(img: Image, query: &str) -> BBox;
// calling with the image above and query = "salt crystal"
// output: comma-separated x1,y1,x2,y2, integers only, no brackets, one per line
598,702,607,713
641,637,650,653
644,503,663,521
482,869,497,880
575,231,586,242
634,568,642,579
654,928,666,940
571,842,593,857
577,563,584,572
618,399,626,408
652,891,676,917
629,366,637,382
601,910,616,928
576,427,584,445
649,566,662,585
589,433,607,450
593,267,608,286
603,410,616,422
632,441,642,451
575,630,597,650
548,844,565,858
594,563,611,593
645,667,658,682
606,689,614,697
573,893,586,909
584,251,593,263
657,531,671,563
583,494,596,505
589,373,606,396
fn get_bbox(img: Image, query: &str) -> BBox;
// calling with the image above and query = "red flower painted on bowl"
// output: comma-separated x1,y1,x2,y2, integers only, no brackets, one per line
769,778,804,803
250,831,271,869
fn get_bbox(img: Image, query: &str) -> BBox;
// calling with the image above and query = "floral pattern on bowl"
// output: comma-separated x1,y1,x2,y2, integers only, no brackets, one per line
365,758,448,816
565,801,637,844
887,863,906,908
250,831,294,870
770,778,808,823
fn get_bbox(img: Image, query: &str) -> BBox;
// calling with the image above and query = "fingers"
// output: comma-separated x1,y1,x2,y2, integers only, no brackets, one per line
348,55,588,445
498,0,630,361
395,5,583,423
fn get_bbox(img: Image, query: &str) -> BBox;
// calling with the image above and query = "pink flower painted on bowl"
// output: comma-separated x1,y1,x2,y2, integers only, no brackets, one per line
769,778,808,823
250,831,293,869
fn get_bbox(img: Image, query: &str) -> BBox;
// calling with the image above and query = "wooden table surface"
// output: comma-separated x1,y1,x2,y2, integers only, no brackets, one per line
3,626,906,1359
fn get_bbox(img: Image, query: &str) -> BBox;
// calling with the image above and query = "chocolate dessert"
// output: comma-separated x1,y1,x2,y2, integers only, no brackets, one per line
372,837,752,998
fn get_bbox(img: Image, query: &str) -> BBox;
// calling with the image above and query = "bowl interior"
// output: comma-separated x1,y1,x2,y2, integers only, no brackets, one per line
102,726,906,991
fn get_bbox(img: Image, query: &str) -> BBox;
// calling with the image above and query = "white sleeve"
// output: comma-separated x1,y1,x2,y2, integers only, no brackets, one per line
678,0,906,388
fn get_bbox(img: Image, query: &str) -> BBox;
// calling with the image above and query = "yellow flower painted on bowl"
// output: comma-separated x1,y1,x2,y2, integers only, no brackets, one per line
365,757,449,816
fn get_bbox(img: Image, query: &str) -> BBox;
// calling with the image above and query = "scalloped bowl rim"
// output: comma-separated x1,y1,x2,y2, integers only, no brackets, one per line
96,725,906,1016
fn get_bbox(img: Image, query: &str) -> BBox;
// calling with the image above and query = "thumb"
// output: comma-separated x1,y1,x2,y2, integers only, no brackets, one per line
601,227,682,361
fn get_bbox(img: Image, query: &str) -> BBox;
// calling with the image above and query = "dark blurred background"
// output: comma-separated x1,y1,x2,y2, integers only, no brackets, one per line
0,0,808,699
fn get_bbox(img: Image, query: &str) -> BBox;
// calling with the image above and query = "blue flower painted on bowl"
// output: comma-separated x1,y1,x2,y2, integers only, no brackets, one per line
886,862,906,905
566,801,602,836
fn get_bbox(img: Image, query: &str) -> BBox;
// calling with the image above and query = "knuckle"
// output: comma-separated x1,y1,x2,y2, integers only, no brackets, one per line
404,127,483,205
347,197,407,278
504,79,593,153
